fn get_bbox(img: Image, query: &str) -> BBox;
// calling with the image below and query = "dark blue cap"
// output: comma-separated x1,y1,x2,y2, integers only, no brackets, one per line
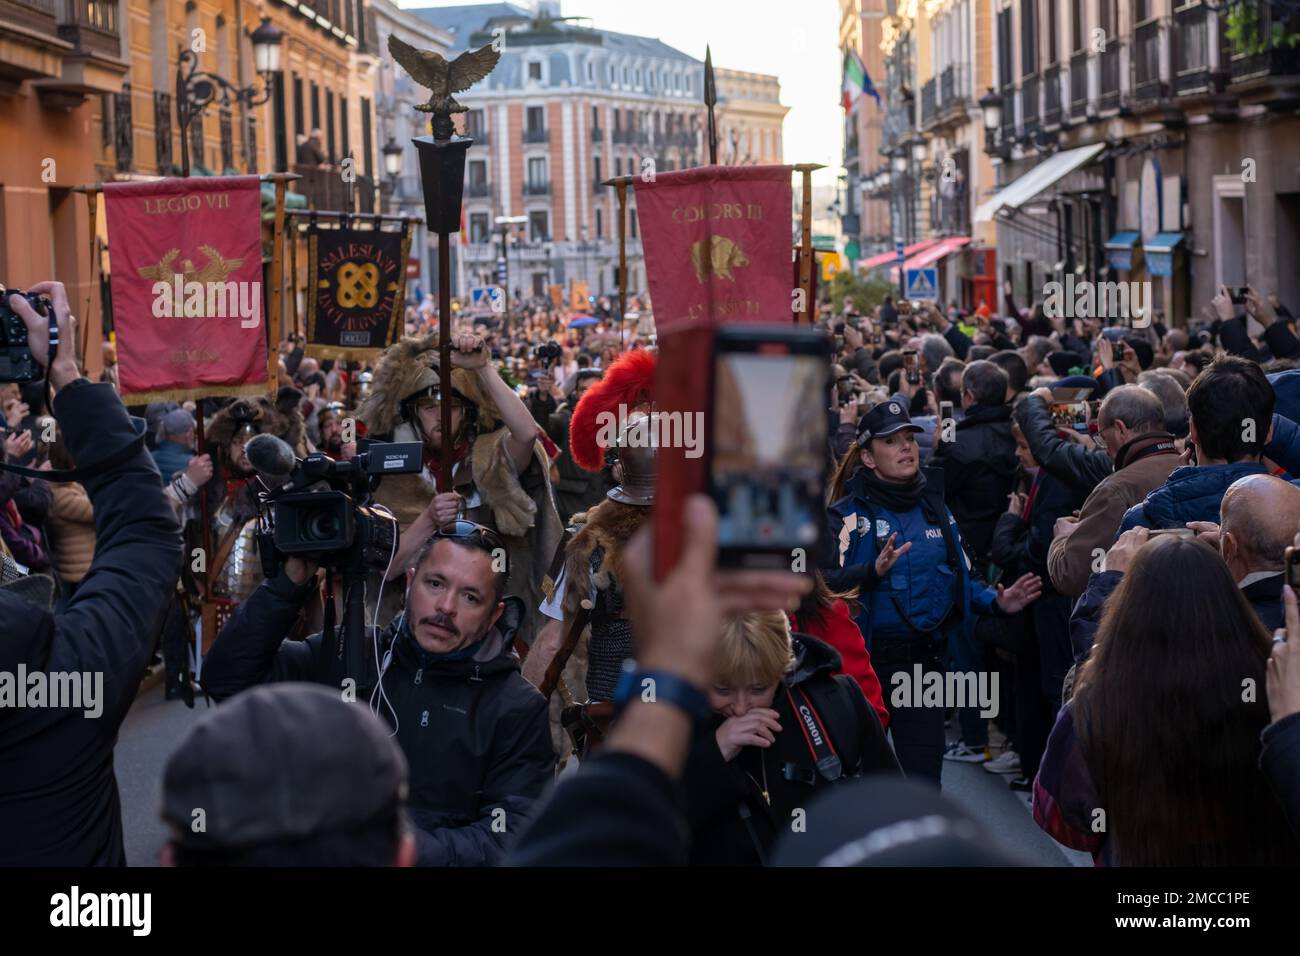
857,400,923,443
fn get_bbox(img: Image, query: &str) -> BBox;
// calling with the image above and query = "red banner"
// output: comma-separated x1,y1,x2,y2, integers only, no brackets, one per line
104,176,267,402
635,165,793,334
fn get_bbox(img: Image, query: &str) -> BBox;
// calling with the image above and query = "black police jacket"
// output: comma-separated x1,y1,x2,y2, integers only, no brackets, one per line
202,575,556,866
0,381,183,866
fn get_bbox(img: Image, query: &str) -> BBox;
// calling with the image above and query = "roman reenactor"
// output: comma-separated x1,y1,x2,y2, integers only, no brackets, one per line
356,331,564,634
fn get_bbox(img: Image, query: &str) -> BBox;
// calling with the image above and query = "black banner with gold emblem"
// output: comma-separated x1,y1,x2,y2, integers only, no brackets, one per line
305,220,413,360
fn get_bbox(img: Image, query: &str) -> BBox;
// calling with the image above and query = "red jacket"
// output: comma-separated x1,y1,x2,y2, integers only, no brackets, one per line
790,600,890,731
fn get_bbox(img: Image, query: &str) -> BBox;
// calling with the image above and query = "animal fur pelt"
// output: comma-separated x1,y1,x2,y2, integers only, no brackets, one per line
357,332,501,437
569,349,656,472
206,395,302,451
559,498,651,626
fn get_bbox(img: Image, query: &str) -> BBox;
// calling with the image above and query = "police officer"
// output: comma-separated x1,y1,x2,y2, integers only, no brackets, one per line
823,400,1042,783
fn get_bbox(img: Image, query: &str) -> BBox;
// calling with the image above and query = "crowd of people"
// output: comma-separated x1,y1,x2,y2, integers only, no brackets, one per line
3,272,1300,869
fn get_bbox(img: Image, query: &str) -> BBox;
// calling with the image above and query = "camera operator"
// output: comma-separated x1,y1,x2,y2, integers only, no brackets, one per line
0,281,183,866
201,521,555,867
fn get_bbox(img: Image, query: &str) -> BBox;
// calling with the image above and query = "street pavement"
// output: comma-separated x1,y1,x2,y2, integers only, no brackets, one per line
115,685,1090,867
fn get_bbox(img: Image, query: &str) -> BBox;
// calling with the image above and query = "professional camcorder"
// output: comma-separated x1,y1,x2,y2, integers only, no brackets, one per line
246,434,423,578
0,285,52,384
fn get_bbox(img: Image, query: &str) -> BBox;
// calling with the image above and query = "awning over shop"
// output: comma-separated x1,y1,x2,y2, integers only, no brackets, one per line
858,238,940,272
890,235,972,280
973,142,1107,223
1144,232,1184,277
1105,231,1140,272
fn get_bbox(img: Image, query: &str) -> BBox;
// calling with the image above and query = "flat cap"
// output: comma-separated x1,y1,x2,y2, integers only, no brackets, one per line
161,683,408,852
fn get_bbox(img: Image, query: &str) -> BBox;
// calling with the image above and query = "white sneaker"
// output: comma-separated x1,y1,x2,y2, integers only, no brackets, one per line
942,740,990,763
983,749,1021,774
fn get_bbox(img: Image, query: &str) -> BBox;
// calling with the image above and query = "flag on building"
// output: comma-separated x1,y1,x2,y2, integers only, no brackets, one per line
103,175,266,402
842,49,881,110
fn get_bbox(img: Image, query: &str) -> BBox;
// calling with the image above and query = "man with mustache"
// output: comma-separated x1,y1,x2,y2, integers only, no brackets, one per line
201,521,555,866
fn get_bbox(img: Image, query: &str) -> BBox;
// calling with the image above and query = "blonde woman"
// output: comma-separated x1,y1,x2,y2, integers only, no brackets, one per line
683,610,900,865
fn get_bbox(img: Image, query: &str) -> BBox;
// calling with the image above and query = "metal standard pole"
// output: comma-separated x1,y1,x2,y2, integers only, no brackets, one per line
438,231,453,494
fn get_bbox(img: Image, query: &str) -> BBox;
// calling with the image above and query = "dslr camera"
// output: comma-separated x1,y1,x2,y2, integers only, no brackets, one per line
534,340,563,369
0,285,52,384
253,439,423,578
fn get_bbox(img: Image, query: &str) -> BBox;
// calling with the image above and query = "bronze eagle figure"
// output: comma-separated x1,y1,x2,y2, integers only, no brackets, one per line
388,35,500,114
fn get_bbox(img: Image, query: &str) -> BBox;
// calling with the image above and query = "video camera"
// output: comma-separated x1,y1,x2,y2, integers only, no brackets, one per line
0,285,52,384
247,434,423,579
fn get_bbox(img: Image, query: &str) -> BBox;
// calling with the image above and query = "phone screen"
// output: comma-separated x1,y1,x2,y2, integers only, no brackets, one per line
709,333,828,568
1287,546,1300,590
903,350,920,385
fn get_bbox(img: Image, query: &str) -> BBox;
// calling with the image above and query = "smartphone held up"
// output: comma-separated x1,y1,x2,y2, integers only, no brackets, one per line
652,323,830,577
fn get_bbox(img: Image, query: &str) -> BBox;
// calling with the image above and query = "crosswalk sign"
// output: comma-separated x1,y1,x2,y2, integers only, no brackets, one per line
905,267,939,301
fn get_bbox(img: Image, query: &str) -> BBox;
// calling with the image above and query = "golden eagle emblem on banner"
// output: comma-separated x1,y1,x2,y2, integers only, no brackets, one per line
136,245,244,284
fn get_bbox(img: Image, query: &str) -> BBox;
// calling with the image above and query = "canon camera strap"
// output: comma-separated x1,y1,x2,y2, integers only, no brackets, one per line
784,684,843,783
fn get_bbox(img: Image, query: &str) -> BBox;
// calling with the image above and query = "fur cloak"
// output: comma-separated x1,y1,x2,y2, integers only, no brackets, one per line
358,333,563,638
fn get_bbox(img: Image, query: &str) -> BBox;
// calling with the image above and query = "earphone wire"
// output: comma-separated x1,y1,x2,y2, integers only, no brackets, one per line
368,503,401,736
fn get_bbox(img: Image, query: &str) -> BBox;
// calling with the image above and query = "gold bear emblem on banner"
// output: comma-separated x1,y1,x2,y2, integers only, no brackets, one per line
690,235,751,284
337,261,381,309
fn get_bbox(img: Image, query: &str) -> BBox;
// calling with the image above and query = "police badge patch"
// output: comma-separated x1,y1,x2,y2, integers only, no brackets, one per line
889,402,902,415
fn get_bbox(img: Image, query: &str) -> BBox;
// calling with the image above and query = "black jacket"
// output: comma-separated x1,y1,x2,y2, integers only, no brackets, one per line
933,403,1019,562
991,469,1086,584
1261,712,1300,843
202,574,557,866
1013,394,1112,496
683,633,900,866
0,381,182,866
508,752,689,866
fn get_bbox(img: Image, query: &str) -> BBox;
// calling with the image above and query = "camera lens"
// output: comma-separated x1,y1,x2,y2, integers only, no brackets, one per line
305,509,341,542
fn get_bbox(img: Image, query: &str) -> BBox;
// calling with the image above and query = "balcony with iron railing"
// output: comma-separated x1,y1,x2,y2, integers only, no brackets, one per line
998,86,1016,150
1173,2,1213,95
523,127,550,144
294,165,376,212
58,0,121,57
524,180,550,196
1021,74,1040,136
1228,0,1300,85
466,181,490,198
1099,40,1122,112
1070,50,1089,116
466,128,489,146
1043,63,1062,127
921,78,938,127
590,125,603,142
1131,18,1168,105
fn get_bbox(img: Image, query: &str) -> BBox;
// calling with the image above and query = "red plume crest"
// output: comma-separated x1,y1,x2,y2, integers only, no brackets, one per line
569,349,656,472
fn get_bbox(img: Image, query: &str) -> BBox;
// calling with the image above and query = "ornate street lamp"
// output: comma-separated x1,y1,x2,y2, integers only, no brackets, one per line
176,16,283,176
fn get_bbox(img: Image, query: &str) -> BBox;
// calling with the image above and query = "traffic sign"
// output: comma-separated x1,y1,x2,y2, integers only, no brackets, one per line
472,286,504,311
905,267,939,301
895,239,905,262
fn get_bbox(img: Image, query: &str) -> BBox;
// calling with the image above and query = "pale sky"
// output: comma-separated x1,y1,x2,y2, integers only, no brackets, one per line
398,0,846,188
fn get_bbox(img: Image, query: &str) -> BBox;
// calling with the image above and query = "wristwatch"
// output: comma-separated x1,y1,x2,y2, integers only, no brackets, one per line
612,661,712,721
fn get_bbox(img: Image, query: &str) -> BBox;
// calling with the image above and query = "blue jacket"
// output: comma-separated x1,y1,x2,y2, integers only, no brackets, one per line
1265,413,1300,476
823,467,999,672
151,439,194,483
1117,461,1271,533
